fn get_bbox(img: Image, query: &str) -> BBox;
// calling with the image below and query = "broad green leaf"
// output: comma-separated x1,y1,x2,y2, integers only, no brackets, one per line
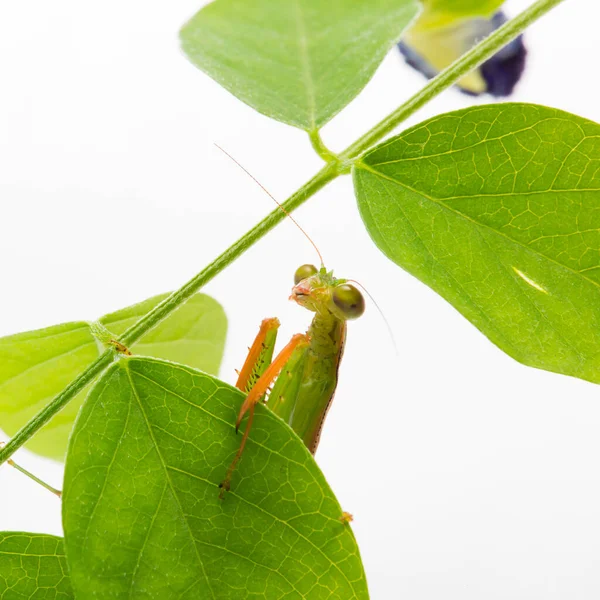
353,103,600,383
180,0,419,131
0,532,73,599
63,358,368,599
0,294,226,460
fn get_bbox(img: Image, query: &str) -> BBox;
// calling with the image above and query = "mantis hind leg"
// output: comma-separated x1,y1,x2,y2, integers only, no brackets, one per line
219,403,256,498
219,326,309,498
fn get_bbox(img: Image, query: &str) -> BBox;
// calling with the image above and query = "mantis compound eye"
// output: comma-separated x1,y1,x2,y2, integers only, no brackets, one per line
294,264,318,285
332,284,365,319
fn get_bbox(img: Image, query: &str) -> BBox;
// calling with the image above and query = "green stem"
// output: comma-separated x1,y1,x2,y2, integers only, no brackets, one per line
340,0,566,162
7,458,62,498
0,0,564,466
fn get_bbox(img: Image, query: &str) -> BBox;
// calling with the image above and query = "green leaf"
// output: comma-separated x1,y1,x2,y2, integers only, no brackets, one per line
0,294,227,460
353,103,600,383
0,323,97,460
180,0,419,131
100,295,225,372
0,532,73,599
63,357,368,599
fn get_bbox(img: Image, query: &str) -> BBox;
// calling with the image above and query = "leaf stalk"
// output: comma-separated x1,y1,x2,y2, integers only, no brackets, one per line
308,129,339,164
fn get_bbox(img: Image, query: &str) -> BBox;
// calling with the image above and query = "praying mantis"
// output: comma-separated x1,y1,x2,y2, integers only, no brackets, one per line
217,148,365,496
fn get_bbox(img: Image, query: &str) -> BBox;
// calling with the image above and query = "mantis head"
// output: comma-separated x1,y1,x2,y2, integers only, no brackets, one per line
290,264,365,321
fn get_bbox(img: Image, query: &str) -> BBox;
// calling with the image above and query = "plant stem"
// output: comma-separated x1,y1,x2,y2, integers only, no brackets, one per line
0,0,565,466
340,0,566,162
5,457,62,498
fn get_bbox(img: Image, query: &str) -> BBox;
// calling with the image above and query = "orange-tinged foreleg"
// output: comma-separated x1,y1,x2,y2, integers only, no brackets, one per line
235,317,280,392
219,332,310,498
235,333,310,431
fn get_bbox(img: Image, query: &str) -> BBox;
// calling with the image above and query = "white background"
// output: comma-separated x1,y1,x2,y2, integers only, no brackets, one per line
0,1,598,598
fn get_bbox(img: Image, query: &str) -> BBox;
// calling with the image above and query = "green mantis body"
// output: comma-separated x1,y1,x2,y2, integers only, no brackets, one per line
220,264,364,493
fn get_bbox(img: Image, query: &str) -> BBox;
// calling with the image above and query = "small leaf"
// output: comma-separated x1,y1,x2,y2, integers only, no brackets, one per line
0,294,227,459
0,532,73,598
353,103,600,383
63,358,368,599
180,0,419,131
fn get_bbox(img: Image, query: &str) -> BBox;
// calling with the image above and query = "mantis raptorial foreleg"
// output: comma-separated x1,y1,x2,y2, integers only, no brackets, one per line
219,321,309,497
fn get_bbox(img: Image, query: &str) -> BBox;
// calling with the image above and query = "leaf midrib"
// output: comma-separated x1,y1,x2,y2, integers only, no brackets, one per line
293,0,317,129
357,162,600,290
358,174,526,359
124,364,216,600
0,340,95,393
368,116,581,166
130,366,313,471
0,323,89,345
167,463,353,587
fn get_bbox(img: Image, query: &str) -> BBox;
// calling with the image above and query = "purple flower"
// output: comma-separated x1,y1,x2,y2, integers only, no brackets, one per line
398,12,526,97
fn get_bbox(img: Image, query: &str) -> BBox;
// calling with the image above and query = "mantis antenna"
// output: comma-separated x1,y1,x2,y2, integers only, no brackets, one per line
345,279,398,355
214,143,397,352
213,143,325,268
